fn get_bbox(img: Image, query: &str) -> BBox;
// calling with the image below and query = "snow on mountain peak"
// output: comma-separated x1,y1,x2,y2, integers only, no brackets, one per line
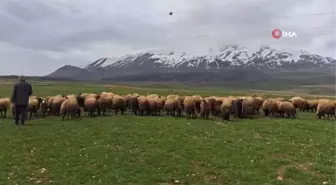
81,45,335,71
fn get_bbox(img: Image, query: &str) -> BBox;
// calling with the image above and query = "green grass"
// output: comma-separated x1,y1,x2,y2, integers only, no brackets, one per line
0,80,335,185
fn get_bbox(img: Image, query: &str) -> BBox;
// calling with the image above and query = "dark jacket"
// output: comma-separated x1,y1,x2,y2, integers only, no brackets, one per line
11,82,33,106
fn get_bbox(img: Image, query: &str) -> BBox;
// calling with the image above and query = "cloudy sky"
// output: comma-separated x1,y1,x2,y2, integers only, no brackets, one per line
0,0,335,75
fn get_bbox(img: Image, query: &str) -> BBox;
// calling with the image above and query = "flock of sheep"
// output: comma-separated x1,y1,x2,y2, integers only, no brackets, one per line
0,92,335,121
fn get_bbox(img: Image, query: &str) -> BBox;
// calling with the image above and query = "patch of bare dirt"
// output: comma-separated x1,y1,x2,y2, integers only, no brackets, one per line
275,162,320,181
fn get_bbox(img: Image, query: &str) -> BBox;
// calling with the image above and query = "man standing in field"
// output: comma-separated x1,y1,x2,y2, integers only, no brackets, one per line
11,75,33,125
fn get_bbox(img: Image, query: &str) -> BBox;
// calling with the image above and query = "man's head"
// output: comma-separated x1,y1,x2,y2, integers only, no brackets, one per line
18,75,26,82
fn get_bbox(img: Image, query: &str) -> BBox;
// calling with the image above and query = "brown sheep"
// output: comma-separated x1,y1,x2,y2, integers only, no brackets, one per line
52,97,67,116
253,97,264,115
242,96,255,118
147,94,159,99
166,94,178,100
27,97,40,119
0,98,11,118
138,96,150,116
130,96,139,115
148,98,158,116
200,99,211,119
317,99,334,119
204,97,216,116
262,99,278,117
289,97,309,112
192,95,203,113
60,99,81,120
307,100,319,112
277,101,296,119
183,97,197,119
40,98,49,117
46,96,55,115
220,98,233,121
154,97,165,115
97,96,109,116
176,96,185,110
123,94,131,111
214,97,224,117
274,97,286,101
163,98,182,117
112,95,125,115
84,96,98,117
103,94,114,112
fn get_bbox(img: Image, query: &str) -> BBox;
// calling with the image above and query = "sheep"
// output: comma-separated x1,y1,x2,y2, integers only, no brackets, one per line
27,97,40,119
112,95,125,115
183,97,197,119
51,97,67,116
274,97,286,101
277,101,296,119
307,100,319,112
220,98,234,121
253,96,264,115
176,96,185,110
84,96,98,117
154,96,165,115
242,96,255,118
289,97,309,112
166,94,178,100
204,97,216,116
316,99,334,119
103,93,114,112
164,98,179,116
192,95,203,113
97,96,109,116
138,96,150,116
148,97,159,116
147,94,159,99
0,98,11,118
200,99,211,119
130,95,139,115
39,98,49,117
231,98,243,118
60,99,81,120
123,94,131,111
262,99,278,117
213,97,224,117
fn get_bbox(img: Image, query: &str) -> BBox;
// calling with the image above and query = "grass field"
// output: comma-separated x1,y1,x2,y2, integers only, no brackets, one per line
0,79,335,185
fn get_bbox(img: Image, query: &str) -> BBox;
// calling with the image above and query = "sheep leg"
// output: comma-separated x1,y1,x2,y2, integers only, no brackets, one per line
61,112,66,120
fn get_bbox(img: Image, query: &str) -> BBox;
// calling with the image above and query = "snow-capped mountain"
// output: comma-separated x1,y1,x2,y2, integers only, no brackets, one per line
48,45,335,81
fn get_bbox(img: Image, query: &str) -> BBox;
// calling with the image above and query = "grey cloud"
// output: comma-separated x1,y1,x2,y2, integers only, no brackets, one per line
0,0,334,75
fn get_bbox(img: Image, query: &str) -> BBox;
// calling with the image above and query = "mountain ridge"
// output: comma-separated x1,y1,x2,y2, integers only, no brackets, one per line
47,45,336,82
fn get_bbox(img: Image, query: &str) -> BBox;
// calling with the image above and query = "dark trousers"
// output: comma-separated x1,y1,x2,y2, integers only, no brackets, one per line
15,105,27,125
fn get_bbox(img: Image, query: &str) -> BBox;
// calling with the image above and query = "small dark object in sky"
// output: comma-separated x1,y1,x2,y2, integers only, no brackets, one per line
169,12,173,15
